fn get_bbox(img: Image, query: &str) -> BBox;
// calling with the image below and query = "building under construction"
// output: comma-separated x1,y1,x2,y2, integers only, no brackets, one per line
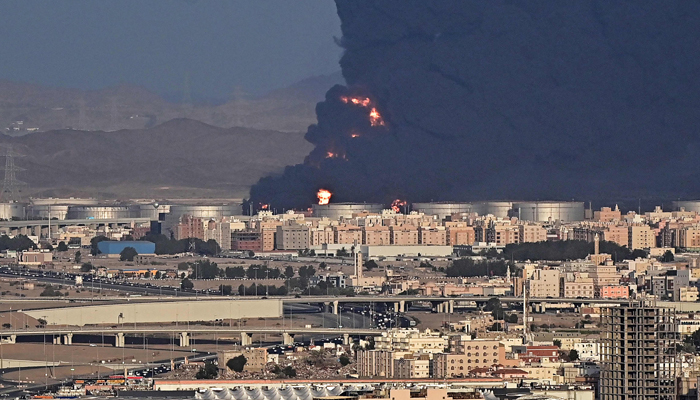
599,301,678,400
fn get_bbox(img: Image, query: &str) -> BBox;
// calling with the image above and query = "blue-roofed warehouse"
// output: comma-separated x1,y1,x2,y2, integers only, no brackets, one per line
97,241,156,256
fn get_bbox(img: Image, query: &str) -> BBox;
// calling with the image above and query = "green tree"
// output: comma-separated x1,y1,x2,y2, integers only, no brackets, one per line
339,354,351,366
219,285,233,296
74,251,82,264
57,241,68,252
661,250,675,262
80,263,93,273
568,349,579,361
365,260,379,270
553,339,562,348
180,278,194,290
281,366,296,378
226,355,247,372
154,271,162,279
506,314,519,323
144,270,151,278
195,361,218,379
284,266,295,278
120,247,138,261
37,318,47,326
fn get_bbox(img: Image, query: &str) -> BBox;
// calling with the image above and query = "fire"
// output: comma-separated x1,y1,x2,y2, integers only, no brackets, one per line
260,204,269,210
391,199,407,213
317,189,332,205
369,108,385,126
350,132,360,138
340,96,371,107
326,151,337,158
340,95,385,126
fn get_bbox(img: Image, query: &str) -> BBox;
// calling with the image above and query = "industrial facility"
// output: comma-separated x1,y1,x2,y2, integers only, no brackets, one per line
312,202,384,219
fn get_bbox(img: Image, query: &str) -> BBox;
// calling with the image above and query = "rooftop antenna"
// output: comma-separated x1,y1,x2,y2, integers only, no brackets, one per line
0,145,27,202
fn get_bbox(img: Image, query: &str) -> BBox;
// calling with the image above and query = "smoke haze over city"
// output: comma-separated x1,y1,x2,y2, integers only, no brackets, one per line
251,0,700,210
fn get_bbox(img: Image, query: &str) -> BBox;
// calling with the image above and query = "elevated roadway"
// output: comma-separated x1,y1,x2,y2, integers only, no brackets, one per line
0,326,377,347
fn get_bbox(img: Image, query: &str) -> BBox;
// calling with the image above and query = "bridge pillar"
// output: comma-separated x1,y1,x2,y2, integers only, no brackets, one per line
540,302,546,313
53,335,61,345
115,333,125,348
63,333,73,345
448,300,454,314
283,332,294,345
343,334,350,345
332,300,339,315
241,332,252,346
1,334,17,344
179,332,190,347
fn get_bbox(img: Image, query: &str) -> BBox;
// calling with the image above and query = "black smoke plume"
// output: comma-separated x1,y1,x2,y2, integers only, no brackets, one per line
250,0,700,210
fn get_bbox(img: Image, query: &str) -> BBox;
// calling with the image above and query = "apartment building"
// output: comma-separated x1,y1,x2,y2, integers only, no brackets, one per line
390,225,419,245
560,273,595,298
356,349,406,378
602,226,629,248
274,224,310,250
175,214,205,240
678,226,700,249
628,225,656,250
445,225,476,246
310,227,334,246
599,285,629,299
334,225,363,245
363,225,391,246
528,268,560,298
594,206,621,222
520,224,547,243
374,329,447,354
418,226,447,245
393,354,431,378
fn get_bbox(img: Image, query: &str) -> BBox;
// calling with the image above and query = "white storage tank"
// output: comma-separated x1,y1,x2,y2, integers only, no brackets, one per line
511,201,585,222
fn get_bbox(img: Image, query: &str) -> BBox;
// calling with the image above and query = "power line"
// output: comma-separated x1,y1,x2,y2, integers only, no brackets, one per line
0,145,27,202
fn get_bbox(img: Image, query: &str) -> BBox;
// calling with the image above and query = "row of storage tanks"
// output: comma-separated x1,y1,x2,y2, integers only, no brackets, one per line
312,201,588,222
0,199,241,222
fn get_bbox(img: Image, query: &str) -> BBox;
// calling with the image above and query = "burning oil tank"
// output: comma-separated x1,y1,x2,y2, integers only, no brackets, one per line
66,206,136,220
511,201,585,222
312,203,384,219
672,201,700,213
412,202,476,220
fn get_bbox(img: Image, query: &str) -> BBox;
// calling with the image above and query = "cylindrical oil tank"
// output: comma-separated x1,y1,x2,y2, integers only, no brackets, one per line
512,201,585,222
134,204,172,219
66,206,136,220
27,205,70,220
672,201,700,213
411,202,476,220
312,203,384,219
29,198,98,206
474,201,513,218
0,202,26,220
168,204,240,220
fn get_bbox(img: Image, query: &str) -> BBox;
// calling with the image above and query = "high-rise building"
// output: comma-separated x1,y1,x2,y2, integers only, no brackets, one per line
600,301,677,400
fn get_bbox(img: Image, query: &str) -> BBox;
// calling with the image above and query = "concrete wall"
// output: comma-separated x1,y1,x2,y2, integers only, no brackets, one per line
25,299,282,326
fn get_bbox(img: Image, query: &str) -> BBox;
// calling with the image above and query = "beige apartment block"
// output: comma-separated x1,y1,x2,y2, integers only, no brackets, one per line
390,225,419,245
275,224,310,250
310,227,335,246
334,224,363,245
602,225,629,248
528,268,561,298
393,354,431,378
446,225,476,246
374,329,447,354
628,224,656,250
679,226,700,248
356,349,409,378
363,225,391,246
560,273,595,298
594,206,621,222
418,226,447,245
520,224,547,243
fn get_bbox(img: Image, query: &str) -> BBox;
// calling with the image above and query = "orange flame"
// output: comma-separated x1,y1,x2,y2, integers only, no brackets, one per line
260,204,269,210
326,151,337,158
391,199,407,213
351,133,360,138
317,189,332,205
369,108,385,126
340,96,371,107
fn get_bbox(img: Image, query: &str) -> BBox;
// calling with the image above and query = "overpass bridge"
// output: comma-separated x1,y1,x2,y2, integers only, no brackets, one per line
0,217,152,235
0,326,377,348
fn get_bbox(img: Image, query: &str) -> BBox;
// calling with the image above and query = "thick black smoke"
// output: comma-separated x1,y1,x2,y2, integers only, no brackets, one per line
251,0,700,210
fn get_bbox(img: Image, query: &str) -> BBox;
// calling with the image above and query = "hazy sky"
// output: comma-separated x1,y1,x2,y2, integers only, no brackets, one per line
0,0,342,101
